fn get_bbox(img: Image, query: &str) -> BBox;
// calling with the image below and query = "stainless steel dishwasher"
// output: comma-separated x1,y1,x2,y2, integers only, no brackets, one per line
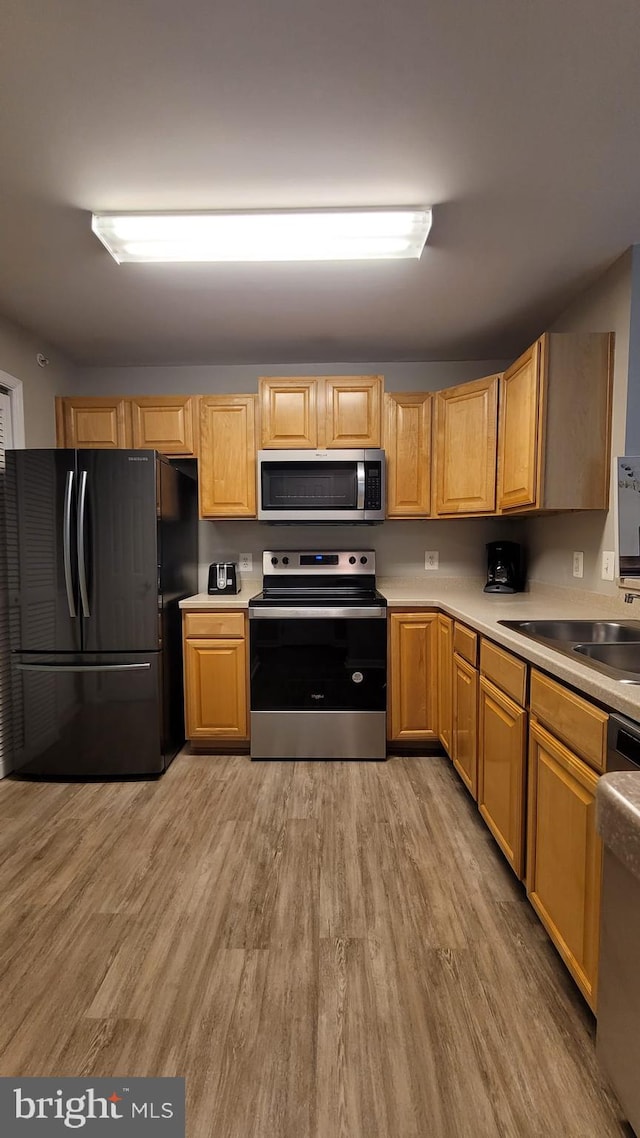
596,713,640,1136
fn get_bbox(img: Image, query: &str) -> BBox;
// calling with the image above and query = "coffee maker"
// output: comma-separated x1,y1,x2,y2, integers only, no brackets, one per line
484,541,524,594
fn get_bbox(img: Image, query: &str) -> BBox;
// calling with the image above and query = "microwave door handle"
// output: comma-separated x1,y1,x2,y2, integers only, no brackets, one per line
356,462,365,510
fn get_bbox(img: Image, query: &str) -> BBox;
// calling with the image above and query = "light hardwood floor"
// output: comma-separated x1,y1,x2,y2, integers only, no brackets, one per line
0,754,629,1137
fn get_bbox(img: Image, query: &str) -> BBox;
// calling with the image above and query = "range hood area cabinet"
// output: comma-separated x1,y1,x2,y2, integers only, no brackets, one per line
497,332,614,513
258,374,383,450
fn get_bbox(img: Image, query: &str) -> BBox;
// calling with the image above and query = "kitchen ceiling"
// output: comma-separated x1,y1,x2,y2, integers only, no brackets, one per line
1,0,640,367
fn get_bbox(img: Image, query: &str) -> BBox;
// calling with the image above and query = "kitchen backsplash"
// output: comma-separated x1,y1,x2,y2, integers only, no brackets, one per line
197,516,523,593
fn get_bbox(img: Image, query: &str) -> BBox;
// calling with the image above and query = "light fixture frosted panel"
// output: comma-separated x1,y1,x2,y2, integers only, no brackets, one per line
91,209,432,263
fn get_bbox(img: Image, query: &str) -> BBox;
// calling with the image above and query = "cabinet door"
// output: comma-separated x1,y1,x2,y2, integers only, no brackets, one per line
384,392,431,517
497,340,542,510
56,397,131,448
478,676,527,877
434,374,499,514
323,375,382,448
184,638,247,739
388,612,438,741
527,719,602,1010
452,653,478,798
437,613,453,755
130,395,197,455
259,377,318,448
199,396,256,518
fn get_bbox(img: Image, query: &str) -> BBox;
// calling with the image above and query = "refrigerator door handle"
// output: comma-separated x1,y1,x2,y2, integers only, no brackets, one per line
63,470,76,618
16,662,151,673
77,469,91,617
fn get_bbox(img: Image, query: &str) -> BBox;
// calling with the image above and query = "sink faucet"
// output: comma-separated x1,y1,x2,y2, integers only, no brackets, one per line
624,592,640,604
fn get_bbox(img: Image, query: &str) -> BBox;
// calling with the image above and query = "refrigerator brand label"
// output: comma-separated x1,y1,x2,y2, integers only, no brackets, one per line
0,1078,185,1135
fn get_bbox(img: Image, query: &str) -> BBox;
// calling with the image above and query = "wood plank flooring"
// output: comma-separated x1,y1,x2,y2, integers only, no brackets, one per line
0,753,630,1137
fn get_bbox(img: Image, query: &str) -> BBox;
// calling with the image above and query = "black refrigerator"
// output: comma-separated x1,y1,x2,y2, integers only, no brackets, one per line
5,449,197,778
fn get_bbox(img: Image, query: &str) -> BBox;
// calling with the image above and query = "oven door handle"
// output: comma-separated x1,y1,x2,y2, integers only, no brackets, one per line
249,606,387,620
356,461,366,510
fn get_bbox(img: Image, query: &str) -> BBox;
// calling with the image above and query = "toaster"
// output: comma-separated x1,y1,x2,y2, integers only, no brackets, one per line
208,562,239,595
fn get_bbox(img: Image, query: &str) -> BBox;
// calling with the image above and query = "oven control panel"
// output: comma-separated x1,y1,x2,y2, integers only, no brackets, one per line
262,550,376,574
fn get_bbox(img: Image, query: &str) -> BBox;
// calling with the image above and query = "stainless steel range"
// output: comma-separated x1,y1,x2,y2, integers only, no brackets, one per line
249,550,387,760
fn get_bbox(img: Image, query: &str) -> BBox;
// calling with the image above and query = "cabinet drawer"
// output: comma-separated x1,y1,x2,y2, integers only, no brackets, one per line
480,639,527,705
530,669,607,772
453,622,478,666
183,612,245,639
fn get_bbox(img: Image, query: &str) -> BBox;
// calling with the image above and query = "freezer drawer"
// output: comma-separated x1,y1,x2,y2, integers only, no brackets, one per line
11,653,163,777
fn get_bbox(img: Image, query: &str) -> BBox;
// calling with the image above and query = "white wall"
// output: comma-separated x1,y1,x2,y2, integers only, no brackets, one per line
68,359,508,396
196,516,521,593
525,251,632,595
0,313,74,446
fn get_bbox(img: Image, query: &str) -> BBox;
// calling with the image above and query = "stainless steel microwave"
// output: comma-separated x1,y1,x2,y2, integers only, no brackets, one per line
257,449,385,523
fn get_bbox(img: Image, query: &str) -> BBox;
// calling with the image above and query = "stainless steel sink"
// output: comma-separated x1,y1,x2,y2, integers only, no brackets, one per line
500,620,640,643
574,642,640,675
498,618,640,683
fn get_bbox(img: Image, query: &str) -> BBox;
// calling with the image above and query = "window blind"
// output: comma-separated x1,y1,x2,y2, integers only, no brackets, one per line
0,388,13,777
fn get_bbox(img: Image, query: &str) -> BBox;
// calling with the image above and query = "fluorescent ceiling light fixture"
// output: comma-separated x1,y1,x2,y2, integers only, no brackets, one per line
91,208,432,263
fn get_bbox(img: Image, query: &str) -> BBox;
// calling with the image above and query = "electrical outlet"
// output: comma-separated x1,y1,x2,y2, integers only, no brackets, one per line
239,553,253,573
572,551,584,578
602,550,616,581
425,551,439,571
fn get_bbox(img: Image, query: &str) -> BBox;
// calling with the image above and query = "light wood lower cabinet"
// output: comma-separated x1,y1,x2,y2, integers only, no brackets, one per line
527,719,602,1011
199,395,256,518
452,652,478,798
478,675,527,877
183,612,248,741
388,612,438,742
437,613,453,755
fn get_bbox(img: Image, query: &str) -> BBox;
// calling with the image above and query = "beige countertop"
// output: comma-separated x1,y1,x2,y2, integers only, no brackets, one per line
180,576,640,722
597,773,640,880
180,582,261,609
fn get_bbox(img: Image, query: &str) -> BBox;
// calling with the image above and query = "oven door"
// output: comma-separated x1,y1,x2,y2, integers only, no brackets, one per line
250,612,387,711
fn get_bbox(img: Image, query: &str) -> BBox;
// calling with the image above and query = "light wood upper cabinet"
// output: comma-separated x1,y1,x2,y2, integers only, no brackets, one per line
388,612,438,742
478,675,527,878
434,374,499,515
259,377,318,448
452,651,478,799
384,392,432,517
184,636,247,740
497,332,613,513
497,342,541,510
130,395,198,456
324,375,382,448
527,718,602,1010
199,395,256,518
259,375,382,449
56,397,131,448
437,613,453,756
